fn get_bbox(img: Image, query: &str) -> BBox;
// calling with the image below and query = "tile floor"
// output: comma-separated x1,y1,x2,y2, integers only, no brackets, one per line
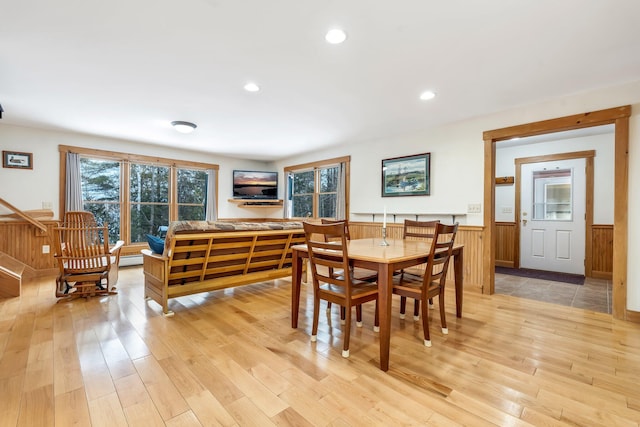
494,271,612,314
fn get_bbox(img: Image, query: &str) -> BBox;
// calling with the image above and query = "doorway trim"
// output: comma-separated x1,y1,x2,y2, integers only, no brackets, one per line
514,150,595,274
482,105,631,320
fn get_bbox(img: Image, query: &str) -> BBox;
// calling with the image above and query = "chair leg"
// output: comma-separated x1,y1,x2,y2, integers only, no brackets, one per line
342,306,352,358
356,305,363,327
373,301,380,332
326,301,332,313
340,306,346,325
399,296,407,319
421,294,431,347
311,292,320,342
413,299,420,321
439,290,448,335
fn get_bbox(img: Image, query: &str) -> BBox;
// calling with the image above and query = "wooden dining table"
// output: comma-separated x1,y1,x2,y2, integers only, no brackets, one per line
290,237,464,371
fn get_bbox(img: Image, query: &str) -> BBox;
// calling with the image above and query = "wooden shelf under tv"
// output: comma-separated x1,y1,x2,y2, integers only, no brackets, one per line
228,199,283,208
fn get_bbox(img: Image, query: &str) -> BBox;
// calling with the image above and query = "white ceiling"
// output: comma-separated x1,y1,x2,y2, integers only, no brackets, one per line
1,1,640,161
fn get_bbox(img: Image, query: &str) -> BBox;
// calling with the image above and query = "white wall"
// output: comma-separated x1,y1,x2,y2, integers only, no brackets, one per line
0,124,271,219
274,80,640,311
494,132,615,223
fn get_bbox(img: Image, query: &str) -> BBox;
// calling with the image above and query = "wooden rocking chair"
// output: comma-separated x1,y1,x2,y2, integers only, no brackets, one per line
53,223,123,301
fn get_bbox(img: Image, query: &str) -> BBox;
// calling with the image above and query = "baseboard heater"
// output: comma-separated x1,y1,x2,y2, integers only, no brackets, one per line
119,255,143,267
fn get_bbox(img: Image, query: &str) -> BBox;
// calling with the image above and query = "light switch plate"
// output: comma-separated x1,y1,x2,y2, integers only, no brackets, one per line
467,203,482,213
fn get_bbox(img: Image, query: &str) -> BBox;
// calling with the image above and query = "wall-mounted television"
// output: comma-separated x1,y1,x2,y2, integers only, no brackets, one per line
233,170,278,199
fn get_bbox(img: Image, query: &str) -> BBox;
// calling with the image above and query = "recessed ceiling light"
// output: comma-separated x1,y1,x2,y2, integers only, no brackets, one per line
244,82,260,92
171,121,197,134
419,90,436,101
325,29,347,44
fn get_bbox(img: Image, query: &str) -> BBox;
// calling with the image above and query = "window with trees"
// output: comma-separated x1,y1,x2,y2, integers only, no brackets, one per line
284,156,349,219
61,146,217,252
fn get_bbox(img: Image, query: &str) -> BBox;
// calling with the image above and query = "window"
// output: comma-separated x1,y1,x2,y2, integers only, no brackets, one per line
532,168,572,221
285,156,349,219
80,157,121,243
129,163,170,243
62,145,217,253
318,166,339,217
291,170,314,217
177,168,208,220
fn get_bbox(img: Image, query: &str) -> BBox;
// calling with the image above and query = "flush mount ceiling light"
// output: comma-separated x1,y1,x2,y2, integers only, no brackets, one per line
244,82,260,92
419,90,436,101
171,121,197,134
325,28,347,44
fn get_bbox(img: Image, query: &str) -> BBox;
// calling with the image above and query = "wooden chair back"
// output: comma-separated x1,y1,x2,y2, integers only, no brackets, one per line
303,221,352,294
320,218,377,290
63,211,98,227
402,219,439,240
424,223,459,289
320,219,350,240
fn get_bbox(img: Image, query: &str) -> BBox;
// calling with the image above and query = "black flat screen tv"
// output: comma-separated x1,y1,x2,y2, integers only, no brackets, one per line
233,170,278,199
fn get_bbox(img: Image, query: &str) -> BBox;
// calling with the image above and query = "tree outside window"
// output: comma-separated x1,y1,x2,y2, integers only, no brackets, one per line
80,157,121,243
129,163,170,243
292,170,314,217
74,148,215,248
177,168,208,220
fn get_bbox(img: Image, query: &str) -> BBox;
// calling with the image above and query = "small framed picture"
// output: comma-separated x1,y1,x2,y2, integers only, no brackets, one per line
382,153,430,197
2,151,33,169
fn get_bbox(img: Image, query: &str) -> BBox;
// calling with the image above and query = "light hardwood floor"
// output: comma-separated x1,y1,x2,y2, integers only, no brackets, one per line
1,266,640,426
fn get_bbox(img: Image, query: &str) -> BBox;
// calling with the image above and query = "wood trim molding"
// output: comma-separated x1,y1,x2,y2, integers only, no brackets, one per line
483,105,631,320
58,144,219,170
483,106,631,141
624,309,640,324
483,136,496,294
283,155,351,172
612,116,629,318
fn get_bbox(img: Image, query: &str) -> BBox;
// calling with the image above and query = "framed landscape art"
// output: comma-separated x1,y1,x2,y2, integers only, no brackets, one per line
382,153,430,197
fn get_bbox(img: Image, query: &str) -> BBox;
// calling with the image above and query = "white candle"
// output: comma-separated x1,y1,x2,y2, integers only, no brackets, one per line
383,206,387,228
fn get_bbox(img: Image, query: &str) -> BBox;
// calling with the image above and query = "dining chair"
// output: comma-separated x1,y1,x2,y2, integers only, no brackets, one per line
398,219,439,320
303,221,379,358
393,222,458,347
321,219,378,322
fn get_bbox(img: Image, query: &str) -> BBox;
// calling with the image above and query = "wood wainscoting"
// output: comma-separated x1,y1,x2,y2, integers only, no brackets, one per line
0,220,58,277
495,222,517,268
591,224,613,279
494,221,613,279
349,222,484,291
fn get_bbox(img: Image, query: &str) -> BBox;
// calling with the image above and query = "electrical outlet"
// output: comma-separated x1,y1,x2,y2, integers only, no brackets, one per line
42,245,50,254
467,203,482,214
42,201,53,209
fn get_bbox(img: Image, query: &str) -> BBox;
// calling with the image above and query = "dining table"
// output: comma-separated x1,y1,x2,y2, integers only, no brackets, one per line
290,237,464,371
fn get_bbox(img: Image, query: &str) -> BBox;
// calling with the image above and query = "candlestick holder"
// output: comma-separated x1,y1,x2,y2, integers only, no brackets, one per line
380,227,390,246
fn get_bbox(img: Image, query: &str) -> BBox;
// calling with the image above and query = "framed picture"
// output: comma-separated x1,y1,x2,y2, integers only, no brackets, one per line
382,153,430,197
2,151,33,169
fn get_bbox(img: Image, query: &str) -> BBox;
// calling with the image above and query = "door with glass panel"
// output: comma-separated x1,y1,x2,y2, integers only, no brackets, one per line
520,158,585,274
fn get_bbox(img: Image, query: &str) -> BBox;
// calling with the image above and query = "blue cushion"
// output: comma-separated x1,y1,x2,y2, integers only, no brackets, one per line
146,234,165,254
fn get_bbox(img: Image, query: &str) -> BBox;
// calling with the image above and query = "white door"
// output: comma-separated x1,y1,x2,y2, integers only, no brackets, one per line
520,158,586,275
